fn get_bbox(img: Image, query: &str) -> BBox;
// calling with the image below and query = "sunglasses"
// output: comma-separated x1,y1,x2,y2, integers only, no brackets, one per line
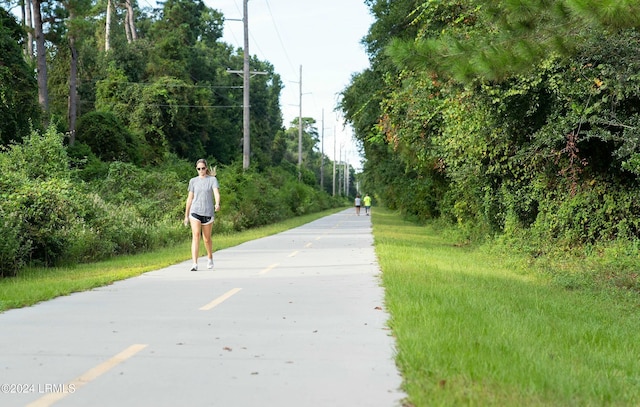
197,167,206,171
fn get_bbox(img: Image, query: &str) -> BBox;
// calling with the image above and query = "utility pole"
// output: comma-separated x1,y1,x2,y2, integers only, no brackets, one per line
298,65,303,181
320,109,324,190
242,0,250,170
344,160,349,196
227,0,266,170
332,127,336,196
344,126,350,196
338,143,343,195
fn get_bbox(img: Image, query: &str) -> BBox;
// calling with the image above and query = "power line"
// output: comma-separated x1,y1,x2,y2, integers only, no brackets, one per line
263,0,296,76
225,1,272,76
222,0,244,47
137,104,241,108
223,0,296,81
139,0,158,11
104,81,243,89
78,100,241,109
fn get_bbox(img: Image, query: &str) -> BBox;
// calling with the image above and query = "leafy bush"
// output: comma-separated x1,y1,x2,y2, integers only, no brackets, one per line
17,178,90,265
0,127,81,268
0,205,28,277
76,111,140,163
224,167,281,230
5,125,71,180
532,181,640,246
98,161,185,220
67,142,110,182
0,127,185,272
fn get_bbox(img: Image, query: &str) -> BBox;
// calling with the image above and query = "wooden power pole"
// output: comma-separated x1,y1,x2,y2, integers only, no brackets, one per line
242,0,250,169
227,0,265,170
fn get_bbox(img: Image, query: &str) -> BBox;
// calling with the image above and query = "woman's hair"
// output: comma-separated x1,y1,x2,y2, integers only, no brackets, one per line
195,159,217,176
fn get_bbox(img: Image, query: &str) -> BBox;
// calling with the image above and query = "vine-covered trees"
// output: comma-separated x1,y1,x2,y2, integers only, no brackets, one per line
1,0,290,168
0,7,40,143
343,0,640,246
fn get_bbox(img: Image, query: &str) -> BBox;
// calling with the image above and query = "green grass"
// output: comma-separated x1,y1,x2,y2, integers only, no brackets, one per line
0,208,346,312
372,208,640,406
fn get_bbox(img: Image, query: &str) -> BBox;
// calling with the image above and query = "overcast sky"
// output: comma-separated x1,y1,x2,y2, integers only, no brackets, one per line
206,0,374,170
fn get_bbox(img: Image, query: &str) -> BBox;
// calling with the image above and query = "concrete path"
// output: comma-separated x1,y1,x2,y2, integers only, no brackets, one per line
0,209,405,407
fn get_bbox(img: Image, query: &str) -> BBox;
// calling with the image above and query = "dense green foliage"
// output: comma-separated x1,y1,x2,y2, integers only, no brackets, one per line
75,110,140,163
0,7,40,143
1,0,342,174
0,126,346,277
342,0,640,253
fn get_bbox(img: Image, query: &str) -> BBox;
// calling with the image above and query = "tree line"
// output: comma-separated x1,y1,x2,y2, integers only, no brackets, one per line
0,0,355,276
341,0,640,250
3,0,293,167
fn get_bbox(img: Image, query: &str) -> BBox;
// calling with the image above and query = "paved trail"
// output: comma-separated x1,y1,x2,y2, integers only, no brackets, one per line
0,209,405,407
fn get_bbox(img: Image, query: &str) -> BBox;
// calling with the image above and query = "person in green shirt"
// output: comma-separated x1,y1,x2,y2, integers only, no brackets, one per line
363,194,372,216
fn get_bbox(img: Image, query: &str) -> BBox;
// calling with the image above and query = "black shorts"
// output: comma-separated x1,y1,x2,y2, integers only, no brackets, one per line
190,213,213,225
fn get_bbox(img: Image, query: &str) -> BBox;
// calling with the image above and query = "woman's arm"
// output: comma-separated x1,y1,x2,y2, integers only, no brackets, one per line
213,188,221,212
184,191,194,223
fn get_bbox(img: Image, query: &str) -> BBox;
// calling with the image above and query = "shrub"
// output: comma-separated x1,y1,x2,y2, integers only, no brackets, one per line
16,178,88,266
6,125,71,180
98,161,185,221
76,111,140,163
0,206,29,277
67,142,110,182
532,181,640,246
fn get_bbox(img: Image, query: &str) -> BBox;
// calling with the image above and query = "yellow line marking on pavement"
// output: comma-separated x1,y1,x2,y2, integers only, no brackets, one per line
258,263,279,275
26,344,148,407
199,288,242,311
304,242,312,248
288,251,299,257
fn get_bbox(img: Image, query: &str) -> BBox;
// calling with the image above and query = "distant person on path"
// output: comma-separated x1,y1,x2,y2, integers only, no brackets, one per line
363,194,372,216
184,159,220,271
354,194,362,216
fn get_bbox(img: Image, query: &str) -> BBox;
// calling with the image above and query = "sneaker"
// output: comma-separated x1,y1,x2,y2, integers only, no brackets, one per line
207,259,214,269
190,264,198,271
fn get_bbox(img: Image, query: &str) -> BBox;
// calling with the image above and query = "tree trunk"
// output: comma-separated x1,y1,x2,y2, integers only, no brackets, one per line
68,33,78,144
32,0,48,113
26,0,34,58
125,0,137,42
124,9,131,43
105,0,112,52
20,0,34,58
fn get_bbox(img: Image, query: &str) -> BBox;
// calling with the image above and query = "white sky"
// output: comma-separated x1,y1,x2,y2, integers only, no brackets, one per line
207,0,374,171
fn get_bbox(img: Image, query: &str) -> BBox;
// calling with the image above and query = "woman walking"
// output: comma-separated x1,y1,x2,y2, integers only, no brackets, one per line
184,159,220,271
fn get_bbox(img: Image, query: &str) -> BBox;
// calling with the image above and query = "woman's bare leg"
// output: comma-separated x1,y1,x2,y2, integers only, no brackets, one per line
201,222,214,259
190,218,202,264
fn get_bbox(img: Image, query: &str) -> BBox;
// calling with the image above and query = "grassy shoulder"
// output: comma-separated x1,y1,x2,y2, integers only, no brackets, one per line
372,208,640,406
0,207,346,312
